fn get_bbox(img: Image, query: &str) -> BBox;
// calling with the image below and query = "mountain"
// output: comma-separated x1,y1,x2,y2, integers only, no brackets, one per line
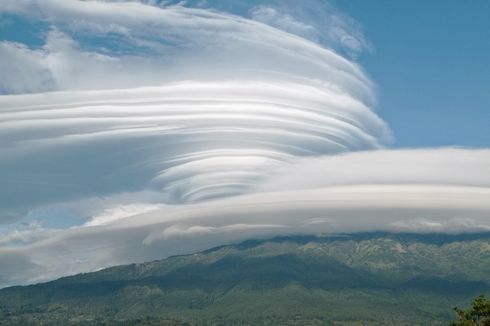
0,233,489,325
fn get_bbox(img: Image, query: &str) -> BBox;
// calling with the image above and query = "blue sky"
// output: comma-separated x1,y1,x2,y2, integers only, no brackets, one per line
334,0,490,148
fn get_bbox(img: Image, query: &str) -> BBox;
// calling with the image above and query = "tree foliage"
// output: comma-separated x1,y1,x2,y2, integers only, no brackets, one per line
452,294,490,326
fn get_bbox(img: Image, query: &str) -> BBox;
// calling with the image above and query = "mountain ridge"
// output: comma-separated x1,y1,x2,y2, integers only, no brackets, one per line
1,232,489,325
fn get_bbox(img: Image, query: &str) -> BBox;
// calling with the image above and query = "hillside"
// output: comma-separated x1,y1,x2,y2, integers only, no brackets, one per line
0,233,489,325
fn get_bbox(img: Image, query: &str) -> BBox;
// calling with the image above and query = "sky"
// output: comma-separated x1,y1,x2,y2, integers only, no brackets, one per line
334,0,490,147
0,0,489,287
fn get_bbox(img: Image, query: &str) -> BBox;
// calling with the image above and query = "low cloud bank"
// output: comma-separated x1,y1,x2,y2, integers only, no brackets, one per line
0,183,488,287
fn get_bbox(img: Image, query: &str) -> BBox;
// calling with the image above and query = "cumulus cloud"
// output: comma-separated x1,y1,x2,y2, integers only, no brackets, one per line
0,0,488,287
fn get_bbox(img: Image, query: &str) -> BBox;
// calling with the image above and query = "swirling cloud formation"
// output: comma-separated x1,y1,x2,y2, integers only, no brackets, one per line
0,0,488,287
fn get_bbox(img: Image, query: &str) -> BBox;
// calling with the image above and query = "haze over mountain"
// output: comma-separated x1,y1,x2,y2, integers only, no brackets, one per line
0,0,489,291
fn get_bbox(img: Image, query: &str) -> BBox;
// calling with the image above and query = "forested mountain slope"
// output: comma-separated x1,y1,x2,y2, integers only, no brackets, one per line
1,233,489,325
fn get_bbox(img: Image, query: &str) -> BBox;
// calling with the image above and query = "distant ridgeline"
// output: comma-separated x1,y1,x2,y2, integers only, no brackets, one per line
0,233,489,325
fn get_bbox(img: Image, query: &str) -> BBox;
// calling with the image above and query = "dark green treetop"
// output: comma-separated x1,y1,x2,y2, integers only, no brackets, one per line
452,294,490,326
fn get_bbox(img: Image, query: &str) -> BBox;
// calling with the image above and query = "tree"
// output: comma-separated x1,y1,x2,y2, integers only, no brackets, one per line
451,294,490,326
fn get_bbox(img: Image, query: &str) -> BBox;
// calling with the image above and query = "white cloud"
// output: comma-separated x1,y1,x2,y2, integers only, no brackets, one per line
0,80,389,214
0,42,54,94
251,6,319,43
170,0,371,58
0,183,489,287
0,220,54,247
390,218,490,233
86,203,164,226
258,148,490,192
0,0,384,227
249,1,371,58
144,223,286,244
0,0,372,97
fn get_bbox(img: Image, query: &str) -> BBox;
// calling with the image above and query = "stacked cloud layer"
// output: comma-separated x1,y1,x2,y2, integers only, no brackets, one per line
0,0,488,287
0,0,388,218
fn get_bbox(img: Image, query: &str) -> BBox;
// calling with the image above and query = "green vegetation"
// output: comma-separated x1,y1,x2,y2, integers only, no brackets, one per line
0,233,489,325
451,294,490,326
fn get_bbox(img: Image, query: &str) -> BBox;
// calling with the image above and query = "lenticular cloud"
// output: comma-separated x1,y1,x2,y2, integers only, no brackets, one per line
1,80,389,208
0,0,489,287
0,0,389,213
